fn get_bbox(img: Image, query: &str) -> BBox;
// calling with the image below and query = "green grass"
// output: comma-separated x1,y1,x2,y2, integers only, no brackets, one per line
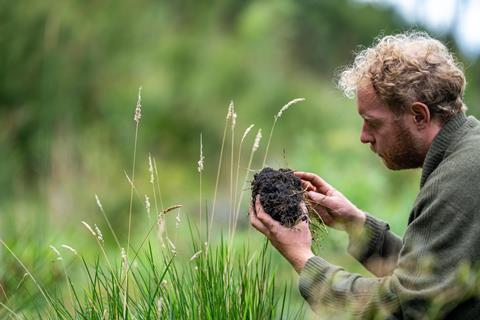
1,223,306,319
40,234,305,319
0,95,308,319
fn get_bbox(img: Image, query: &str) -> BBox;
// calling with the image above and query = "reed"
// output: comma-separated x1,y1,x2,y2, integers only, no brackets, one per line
262,98,305,168
0,93,307,319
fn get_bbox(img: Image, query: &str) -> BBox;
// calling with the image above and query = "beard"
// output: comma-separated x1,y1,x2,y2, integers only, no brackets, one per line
379,122,426,170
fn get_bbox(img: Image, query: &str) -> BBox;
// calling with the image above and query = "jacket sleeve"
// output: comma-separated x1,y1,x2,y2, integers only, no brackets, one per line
299,172,480,319
347,214,403,277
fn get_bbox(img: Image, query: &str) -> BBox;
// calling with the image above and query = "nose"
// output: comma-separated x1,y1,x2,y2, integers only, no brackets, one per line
360,123,373,144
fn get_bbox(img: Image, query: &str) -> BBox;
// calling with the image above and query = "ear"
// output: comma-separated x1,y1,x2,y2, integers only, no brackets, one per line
409,102,430,129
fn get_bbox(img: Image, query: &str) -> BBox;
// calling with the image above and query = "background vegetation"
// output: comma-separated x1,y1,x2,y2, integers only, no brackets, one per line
1,0,479,318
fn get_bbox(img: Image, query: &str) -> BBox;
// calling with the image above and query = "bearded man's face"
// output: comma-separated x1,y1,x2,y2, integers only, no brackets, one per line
357,85,427,170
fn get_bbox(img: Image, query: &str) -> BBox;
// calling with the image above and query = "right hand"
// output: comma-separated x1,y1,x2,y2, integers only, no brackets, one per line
249,196,314,273
294,171,366,234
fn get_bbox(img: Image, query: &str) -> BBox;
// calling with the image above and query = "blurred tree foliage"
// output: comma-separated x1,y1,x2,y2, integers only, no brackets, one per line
0,0,478,208
0,1,479,311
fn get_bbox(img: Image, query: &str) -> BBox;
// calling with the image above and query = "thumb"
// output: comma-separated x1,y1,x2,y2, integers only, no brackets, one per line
307,191,334,209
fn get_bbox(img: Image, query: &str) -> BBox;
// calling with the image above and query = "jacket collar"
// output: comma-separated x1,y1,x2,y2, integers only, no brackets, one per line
420,112,468,188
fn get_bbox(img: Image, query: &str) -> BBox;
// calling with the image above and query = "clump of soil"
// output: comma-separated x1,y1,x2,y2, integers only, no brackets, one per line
251,167,304,227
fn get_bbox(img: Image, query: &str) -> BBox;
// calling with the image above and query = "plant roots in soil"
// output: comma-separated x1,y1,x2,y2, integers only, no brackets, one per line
251,167,304,227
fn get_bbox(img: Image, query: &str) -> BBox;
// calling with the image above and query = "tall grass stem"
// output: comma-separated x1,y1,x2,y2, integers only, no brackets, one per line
95,194,122,250
124,86,143,319
231,129,262,245
208,102,232,245
228,102,237,238
0,239,54,314
262,98,305,168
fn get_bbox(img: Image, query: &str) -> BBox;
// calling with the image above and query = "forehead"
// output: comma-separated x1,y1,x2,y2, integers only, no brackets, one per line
356,84,392,119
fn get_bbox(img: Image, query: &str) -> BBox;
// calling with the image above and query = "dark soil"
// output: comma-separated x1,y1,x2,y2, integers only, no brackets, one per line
251,167,304,227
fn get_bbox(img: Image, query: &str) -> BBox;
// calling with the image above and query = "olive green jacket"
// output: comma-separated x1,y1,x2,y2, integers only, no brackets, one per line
299,112,480,319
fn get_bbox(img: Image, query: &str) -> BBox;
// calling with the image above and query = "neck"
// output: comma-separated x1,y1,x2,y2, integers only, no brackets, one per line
419,121,443,164
426,122,443,147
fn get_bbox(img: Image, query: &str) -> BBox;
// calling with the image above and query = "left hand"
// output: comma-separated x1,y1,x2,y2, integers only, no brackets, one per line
249,196,315,273
294,171,366,235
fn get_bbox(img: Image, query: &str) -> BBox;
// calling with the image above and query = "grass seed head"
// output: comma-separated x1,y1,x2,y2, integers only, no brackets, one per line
167,237,176,254
134,86,142,123
226,100,235,120
120,247,128,269
148,154,154,184
275,98,305,119
61,244,77,255
81,221,97,237
145,194,151,217
94,224,104,243
197,133,204,173
175,210,181,228
95,194,104,212
189,250,203,261
49,245,63,261
157,216,166,241
163,204,183,214
253,129,262,152
241,124,255,144
231,106,237,129
157,297,163,315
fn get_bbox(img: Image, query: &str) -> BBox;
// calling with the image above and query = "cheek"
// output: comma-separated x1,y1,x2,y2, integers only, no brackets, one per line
372,131,392,150
378,129,403,150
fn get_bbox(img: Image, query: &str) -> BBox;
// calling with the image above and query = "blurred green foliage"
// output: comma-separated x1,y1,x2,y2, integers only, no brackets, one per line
1,0,479,317
0,0,478,199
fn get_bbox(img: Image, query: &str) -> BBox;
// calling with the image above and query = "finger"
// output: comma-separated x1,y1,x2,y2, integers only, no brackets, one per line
295,172,333,194
255,197,281,230
295,219,311,231
296,171,332,193
307,191,335,209
310,205,334,226
300,180,316,192
248,202,256,216
293,215,309,230
291,222,313,246
299,202,308,214
249,204,270,235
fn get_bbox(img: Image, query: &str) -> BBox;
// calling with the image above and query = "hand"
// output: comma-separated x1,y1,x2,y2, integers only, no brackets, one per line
249,196,314,273
294,171,366,235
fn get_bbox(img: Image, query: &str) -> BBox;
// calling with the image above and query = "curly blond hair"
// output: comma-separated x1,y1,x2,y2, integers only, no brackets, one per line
338,31,467,122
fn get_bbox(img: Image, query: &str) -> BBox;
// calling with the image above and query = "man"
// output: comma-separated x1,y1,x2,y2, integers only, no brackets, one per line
249,32,480,319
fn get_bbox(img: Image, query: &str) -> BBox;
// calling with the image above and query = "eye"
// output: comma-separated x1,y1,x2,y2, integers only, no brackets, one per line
365,119,380,129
